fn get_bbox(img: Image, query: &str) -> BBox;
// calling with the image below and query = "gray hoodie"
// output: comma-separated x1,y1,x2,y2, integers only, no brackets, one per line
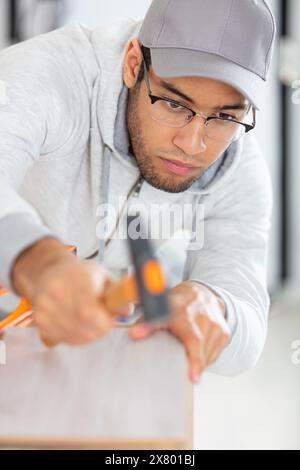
0,19,273,376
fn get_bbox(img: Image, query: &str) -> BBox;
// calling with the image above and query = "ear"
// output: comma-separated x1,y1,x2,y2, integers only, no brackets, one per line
123,38,143,89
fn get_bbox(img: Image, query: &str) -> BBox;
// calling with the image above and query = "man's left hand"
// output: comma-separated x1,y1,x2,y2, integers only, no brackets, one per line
128,281,231,383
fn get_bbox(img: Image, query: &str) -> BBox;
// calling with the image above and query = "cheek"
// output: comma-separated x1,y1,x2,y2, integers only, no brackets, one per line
140,108,176,151
203,140,229,166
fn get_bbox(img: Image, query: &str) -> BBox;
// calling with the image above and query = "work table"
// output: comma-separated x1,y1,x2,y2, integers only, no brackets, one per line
0,327,193,449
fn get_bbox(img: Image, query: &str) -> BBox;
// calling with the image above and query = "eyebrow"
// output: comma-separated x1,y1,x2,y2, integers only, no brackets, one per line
159,79,248,111
159,80,197,105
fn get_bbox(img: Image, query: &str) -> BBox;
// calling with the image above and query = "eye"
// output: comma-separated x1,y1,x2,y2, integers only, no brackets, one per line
217,112,237,121
165,100,186,111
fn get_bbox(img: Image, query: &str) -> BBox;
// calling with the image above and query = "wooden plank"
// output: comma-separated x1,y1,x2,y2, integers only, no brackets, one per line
0,327,193,450
0,437,189,450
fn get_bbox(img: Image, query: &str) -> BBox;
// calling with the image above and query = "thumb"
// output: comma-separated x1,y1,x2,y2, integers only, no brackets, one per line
84,261,110,294
128,321,158,340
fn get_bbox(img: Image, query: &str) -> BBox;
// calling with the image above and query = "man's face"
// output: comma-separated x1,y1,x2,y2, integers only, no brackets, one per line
126,65,248,194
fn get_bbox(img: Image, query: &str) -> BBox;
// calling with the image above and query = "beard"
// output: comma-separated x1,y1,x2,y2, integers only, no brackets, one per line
126,83,202,194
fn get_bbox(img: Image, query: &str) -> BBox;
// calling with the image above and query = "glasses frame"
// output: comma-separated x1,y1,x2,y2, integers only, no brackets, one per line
142,60,256,136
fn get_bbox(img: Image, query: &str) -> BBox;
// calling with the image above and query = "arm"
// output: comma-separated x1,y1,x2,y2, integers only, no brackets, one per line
0,30,120,345
184,134,272,376
0,26,94,290
0,53,56,289
128,135,272,380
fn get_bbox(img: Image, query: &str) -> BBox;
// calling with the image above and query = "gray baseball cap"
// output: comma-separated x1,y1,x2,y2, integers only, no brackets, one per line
139,0,276,109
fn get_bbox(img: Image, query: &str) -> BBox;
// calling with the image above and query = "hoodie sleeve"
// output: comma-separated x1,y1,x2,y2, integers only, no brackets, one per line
0,25,95,292
183,134,273,376
0,46,56,291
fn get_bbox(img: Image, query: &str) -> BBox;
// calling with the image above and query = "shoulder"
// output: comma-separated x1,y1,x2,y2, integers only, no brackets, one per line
0,24,98,84
210,133,273,221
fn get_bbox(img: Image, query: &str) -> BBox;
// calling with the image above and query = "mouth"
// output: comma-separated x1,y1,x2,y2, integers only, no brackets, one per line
159,157,200,176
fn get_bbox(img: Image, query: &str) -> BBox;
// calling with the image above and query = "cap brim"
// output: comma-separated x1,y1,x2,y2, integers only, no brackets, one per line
150,48,265,110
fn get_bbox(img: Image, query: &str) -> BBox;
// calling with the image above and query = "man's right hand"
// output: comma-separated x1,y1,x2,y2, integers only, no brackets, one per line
11,237,118,346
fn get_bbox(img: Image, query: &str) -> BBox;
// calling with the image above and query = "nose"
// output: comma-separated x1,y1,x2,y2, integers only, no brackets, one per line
173,115,207,156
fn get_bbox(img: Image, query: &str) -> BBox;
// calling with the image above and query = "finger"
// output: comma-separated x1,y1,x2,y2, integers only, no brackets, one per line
35,295,74,333
166,313,205,382
117,303,136,317
37,310,86,347
194,315,230,365
207,334,231,365
35,295,92,342
36,310,65,346
37,294,112,345
71,271,114,331
204,325,224,361
72,264,112,323
128,319,166,340
194,313,210,338
34,281,88,342
76,301,114,336
128,322,156,339
84,262,110,294
183,334,206,384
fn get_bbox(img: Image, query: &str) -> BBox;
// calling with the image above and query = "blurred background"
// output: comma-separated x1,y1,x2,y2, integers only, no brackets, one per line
0,0,299,450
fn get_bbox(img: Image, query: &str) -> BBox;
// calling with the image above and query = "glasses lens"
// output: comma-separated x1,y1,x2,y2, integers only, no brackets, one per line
151,100,193,127
206,119,246,143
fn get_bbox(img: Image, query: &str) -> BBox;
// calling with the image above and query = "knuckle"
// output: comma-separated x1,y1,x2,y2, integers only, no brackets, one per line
80,330,98,343
77,306,93,322
83,262,110,291
76,305,102,324
34,309,49,326
66,326,104,345
47,282,65,301
34,296,52,312
222,333,231,347
75,309,112,336
193,357,206,371
210,349,221,364
211,326,224,341
63,327,92,346
95,315,113,335
210,322,229,340
66,337,89,347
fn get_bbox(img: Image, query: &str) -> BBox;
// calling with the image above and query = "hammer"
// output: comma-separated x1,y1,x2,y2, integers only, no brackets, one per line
0,215,171,342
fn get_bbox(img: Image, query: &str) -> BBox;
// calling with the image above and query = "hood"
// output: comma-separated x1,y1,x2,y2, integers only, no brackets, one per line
90,17,245,197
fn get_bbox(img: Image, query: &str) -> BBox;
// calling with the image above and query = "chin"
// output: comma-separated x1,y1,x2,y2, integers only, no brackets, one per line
145,173,197,194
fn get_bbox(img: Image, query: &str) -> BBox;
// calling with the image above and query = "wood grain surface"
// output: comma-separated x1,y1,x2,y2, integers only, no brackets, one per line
0,327,193,449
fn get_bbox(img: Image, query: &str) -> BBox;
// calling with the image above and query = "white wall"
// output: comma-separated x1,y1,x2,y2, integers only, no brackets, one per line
0,0,9,49
288,0,300,283
60,0,152,28
255,0,282,293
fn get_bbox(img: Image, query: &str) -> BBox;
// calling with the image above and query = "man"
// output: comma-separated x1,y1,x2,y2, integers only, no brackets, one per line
0,0,276,381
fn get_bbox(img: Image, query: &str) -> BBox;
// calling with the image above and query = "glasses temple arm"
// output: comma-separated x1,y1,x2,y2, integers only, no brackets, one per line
143,60,152,95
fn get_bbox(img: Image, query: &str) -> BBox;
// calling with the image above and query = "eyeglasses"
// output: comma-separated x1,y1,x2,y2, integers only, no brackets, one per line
142,61,256,143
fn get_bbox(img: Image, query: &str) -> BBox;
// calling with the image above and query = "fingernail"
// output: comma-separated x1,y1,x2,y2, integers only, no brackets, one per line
132,325,146,334
192,371,202,384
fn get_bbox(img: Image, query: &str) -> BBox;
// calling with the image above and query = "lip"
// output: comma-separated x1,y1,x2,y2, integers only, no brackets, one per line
159,157,199,176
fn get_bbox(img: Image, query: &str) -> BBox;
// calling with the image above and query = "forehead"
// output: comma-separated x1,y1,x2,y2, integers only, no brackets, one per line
149,67,247,110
